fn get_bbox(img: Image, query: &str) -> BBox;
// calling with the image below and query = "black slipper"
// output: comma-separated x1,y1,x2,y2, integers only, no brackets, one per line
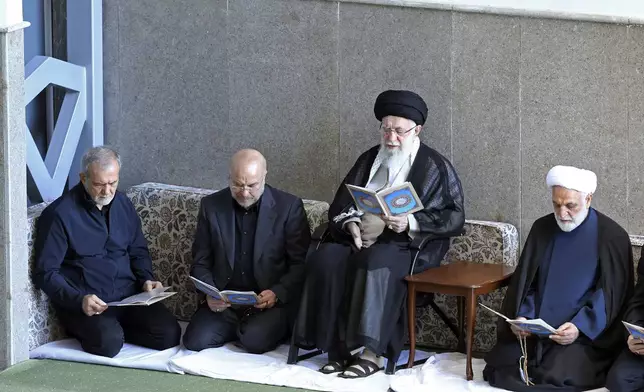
337,358,382,379
319,359,350,374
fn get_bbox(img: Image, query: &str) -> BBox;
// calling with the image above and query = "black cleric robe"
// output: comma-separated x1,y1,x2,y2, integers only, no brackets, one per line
293,142,465,362
484,210,633,391
605,249,644,392
328,142,465,273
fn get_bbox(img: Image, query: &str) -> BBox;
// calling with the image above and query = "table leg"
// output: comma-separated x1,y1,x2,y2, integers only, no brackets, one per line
457,296,465,353
465,290,476,381
406,283,417,368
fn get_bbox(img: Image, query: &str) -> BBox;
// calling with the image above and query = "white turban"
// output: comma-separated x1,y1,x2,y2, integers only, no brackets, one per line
546,165,597,194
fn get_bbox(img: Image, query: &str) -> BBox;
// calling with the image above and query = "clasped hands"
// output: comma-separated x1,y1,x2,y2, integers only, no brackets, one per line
81,280,163,317
510,317,579,345
206,290,277,313
346,214,409,249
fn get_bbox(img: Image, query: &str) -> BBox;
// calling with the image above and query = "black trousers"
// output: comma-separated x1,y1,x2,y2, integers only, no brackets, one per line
183,302,288,354
606,349,644,392
56,302,181,358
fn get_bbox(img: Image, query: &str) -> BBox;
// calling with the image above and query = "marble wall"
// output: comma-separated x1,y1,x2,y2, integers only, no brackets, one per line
0,25,30,368
103,0,644,240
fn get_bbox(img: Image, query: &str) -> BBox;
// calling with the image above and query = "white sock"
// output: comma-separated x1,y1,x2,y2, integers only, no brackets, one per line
343,349,384,377
359,349,379,363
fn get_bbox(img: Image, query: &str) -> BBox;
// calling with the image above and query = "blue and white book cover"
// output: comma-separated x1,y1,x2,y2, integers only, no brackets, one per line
224,292,259,305
378,182,424,217
623,321,644,339
190,276,223,300
346,184,385,215
507,319,557,336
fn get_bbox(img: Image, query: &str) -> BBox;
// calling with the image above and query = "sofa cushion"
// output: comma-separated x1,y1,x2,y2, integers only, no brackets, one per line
27,202,67,350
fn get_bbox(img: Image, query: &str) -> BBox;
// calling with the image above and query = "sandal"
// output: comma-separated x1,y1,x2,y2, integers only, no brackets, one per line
338,358,381,379
319,358,352,374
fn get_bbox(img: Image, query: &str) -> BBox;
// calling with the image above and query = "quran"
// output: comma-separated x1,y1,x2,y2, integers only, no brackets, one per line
623,321,644,340
346,181,423,217
480,303,557,336
107,286,176,307
190,276,259,306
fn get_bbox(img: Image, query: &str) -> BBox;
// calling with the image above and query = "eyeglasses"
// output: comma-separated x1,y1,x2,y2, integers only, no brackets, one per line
230,183,262,192
379,123,417,137
229,176,265,192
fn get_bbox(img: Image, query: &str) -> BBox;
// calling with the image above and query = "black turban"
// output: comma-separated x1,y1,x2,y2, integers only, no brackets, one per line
373,90,428,125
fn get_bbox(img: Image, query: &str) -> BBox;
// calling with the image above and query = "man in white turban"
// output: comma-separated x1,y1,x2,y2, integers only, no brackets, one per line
483,165,633,391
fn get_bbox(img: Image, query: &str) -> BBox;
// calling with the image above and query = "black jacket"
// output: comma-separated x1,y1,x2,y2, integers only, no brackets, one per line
190,185,310,305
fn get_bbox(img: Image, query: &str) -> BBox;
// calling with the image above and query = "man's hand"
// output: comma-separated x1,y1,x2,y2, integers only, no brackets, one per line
628,335,644,355
255,290,277,309
510,317,531,338
550,322,579,345
142,280,163,292
206,296,230,313
346,222,362,249
82,294,107,317
381,214,408,233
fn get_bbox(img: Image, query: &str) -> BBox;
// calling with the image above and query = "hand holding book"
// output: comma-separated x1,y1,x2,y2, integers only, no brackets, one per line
623,322,644,355
479,303,557,336
190,276,259,306
549,322,579,345
206,296,230,312
511,317,532,338
346,182,423,217
106,286,176,307
381,214,409,233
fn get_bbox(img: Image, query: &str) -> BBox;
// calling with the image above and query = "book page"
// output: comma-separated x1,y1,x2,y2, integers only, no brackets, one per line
107,287,175,306
507,319,557,335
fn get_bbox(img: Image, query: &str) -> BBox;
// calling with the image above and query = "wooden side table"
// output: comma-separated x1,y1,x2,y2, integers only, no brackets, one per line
405,261,514,380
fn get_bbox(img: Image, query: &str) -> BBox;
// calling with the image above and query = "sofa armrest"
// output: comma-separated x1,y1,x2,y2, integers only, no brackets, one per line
410,228,466,251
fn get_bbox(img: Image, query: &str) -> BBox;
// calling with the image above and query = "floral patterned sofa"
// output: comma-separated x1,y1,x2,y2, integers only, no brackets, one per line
27,182,524,354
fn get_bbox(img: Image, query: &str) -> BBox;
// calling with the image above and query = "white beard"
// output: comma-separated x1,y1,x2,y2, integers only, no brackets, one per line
380,135,417,170
555,206,589,232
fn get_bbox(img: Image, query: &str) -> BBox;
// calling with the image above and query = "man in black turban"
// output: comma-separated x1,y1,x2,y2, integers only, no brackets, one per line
292,90,465,378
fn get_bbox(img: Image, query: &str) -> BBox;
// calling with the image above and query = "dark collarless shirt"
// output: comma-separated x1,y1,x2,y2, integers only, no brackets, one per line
33,184,155,311
228,198,260,292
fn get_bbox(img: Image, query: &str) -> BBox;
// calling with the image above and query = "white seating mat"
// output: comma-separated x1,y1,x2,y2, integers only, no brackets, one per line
391,353,607,392
30,340,609,392
29,338,192,374
170,343,430,392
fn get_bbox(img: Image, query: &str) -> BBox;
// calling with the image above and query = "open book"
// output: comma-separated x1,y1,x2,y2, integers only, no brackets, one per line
623,321,644,340
479,303,557,336
190,276,259,306
107,286,176,307
346,181,423,217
